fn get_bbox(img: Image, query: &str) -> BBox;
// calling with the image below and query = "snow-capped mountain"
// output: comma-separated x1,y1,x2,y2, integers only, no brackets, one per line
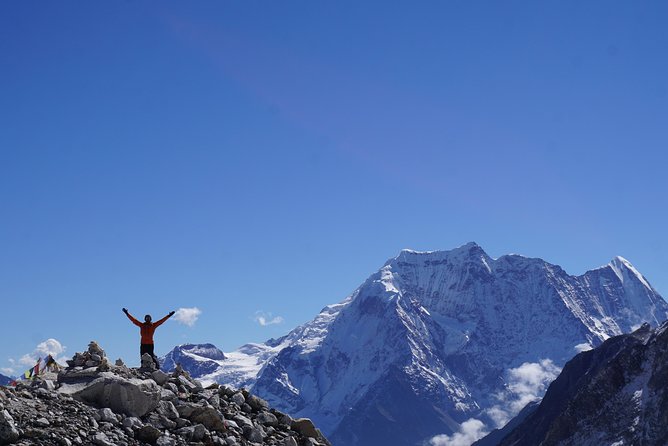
478,321,668,446
161,343,226,377
168,243,668,446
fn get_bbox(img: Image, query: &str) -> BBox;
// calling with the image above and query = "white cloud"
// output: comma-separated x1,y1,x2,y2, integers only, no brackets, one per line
173,307,202,327
429,418,488,446
1,367,15,375
574,343,593,353
16,338,67,368
254,311,284,326
487,359,561,428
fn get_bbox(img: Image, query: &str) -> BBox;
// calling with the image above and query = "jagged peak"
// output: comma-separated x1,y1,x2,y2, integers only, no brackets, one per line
607,256,653,290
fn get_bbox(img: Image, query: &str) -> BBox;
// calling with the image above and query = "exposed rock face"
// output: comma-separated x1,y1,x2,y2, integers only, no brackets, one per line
0,342,330,446
479,322,668,446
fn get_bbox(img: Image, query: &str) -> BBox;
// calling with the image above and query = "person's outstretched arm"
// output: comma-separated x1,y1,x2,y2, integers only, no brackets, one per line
122,308,142,327
153,310,176,328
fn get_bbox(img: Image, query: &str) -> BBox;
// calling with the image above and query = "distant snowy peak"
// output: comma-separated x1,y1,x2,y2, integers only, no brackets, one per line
608,255,654,290
161,343,226,377
0,373,14,386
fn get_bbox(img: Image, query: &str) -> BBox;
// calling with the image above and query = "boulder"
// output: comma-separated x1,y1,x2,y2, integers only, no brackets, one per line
135,424,162,444
151,370,169,386
231,392,246,406
291,418,320,439
243,425,265,443
177,423,207,442
257,411,278,427
97,408,118,424
177,403,226,432
59,372,160,417
156,401,179,420
0,409,20,444
247,394,269,411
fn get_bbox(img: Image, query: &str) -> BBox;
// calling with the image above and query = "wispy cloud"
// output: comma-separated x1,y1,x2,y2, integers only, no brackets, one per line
253,311,284,326
1,367,15,375
173,307,202,327
429,418,488,446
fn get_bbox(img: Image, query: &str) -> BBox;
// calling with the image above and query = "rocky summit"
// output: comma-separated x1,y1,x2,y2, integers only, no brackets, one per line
0,342,330,446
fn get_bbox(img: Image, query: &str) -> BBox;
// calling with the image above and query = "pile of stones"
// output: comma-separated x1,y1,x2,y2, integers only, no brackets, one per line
0,342,331,446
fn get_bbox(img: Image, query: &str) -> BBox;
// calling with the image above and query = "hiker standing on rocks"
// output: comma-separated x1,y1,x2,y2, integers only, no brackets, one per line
122,308,175,369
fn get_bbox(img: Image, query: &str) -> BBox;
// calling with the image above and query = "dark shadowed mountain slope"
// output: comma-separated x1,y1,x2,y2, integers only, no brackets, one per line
486,322,668,446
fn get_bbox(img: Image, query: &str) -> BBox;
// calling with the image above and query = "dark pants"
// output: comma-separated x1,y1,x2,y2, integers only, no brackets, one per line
140,344,160,369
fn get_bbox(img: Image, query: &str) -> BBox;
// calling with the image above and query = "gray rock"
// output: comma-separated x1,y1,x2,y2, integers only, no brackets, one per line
231,392,246,406
59,372,160,417
232,414,253,428
97,408,118,424
246,394,269,411
135,424,162,443
177,423,208,442
291,418,320,439
164,382,179,394
174,417,190,428
282,436,298,446
38,379,56,391
279,413,293,426
122,417,143,429
160,388,177,401
156,435,178,446
92,432,115,446
0,409,20,444
156,401,179,420
140,353,156,372
257,411,278,427
243,425,266,443
224,419,240,430
151,370,169,386
34,417,50,427
177,403,225,432
177,375,197,391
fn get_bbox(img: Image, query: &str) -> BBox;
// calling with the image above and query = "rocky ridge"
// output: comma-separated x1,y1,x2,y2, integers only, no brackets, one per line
0,342,330,446
477,321,668,446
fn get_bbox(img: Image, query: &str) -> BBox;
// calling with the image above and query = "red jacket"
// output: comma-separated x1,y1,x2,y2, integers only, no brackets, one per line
125,312,171,345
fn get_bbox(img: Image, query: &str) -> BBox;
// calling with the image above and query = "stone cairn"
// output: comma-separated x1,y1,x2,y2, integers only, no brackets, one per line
0,342,331,446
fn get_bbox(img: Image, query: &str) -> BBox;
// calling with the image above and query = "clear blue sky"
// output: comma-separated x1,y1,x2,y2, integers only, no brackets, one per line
1,1,667,371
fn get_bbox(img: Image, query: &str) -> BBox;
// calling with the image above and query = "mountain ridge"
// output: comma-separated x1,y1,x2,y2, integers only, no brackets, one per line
163,243,668,446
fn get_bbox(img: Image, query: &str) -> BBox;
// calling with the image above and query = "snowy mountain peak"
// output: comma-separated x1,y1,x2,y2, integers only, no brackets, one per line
393,241,488,264
178,244,668,446
608,255,653,290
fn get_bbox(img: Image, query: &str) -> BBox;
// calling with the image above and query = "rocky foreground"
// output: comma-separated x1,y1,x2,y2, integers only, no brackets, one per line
0,342,331,446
